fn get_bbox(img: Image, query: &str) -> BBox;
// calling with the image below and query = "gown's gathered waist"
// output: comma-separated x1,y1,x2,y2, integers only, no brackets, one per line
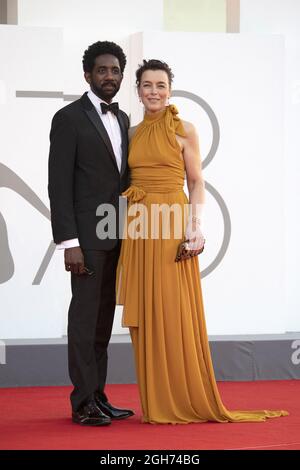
122,182,185,203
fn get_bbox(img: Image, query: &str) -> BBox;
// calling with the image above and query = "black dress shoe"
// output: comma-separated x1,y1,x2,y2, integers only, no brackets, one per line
72,400,111,426
94,394,134,420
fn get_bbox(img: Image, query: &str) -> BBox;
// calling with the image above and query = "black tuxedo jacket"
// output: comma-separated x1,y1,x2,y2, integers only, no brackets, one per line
48,92,130,250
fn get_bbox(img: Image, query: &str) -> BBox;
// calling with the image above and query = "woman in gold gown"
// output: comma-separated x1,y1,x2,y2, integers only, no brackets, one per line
116,59,288,424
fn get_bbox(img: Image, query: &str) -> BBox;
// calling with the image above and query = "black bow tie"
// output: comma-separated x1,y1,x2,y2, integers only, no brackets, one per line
100,102,119,116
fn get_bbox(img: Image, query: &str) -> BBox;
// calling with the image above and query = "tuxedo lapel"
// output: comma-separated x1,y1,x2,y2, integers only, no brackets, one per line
81,93,119,172
117,112,128,178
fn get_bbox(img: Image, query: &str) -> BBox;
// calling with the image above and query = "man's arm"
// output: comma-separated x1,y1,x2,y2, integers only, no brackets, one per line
48,111,78,243
48,112,86,274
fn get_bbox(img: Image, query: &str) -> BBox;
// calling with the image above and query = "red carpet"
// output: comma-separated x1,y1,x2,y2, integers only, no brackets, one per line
0,381,298,450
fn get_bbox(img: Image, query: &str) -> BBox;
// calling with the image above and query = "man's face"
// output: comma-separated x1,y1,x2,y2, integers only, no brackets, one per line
85,54,123,102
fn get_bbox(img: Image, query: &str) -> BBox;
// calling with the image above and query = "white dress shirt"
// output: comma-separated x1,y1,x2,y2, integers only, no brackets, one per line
57,89,123,250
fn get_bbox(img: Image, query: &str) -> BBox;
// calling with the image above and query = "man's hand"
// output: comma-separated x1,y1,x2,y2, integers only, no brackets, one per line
64,247,85,275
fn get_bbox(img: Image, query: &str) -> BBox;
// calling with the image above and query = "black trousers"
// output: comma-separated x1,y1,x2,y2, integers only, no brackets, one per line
67,242,121,412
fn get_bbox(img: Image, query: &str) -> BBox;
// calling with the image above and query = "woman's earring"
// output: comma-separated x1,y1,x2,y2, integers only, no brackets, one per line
166,97,170,106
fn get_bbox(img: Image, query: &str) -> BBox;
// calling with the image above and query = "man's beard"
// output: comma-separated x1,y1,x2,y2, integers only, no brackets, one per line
91,82,120,103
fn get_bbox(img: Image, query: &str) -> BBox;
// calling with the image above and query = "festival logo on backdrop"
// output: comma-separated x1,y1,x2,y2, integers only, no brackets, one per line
0,90,231,285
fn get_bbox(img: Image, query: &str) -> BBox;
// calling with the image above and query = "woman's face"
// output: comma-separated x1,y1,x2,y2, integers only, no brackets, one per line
138,69,170,113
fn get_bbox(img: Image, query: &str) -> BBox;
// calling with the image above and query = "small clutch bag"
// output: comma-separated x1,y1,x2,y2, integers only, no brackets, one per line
175,239,205,262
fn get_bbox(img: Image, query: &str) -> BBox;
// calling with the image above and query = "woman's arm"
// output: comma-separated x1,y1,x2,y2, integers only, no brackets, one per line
181,121,206,253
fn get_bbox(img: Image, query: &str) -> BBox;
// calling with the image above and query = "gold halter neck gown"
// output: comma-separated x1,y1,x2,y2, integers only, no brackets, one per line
116,105,288,424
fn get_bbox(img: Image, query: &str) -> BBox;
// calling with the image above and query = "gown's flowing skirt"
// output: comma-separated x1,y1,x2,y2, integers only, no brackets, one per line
117,188,288,424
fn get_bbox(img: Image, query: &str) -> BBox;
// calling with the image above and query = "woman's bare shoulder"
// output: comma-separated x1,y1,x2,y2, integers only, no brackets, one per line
181,120,197,137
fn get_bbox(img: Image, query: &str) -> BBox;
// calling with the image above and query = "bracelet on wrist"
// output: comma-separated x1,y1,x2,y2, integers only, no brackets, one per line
191,215,201,225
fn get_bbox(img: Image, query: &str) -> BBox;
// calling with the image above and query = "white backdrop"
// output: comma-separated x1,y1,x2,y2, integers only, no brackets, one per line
240,0,300,347
0,26,295,338
0,26,132,338
135,31,286,335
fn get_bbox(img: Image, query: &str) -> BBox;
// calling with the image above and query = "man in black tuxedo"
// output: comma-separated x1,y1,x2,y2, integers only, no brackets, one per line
48,41,133,426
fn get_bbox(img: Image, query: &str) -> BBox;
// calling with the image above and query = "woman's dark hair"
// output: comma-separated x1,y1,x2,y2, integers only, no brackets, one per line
136,59,174,87
82,41,127,73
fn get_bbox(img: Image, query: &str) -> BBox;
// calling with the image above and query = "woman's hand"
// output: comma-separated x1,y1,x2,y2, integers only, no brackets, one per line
185,217,206,256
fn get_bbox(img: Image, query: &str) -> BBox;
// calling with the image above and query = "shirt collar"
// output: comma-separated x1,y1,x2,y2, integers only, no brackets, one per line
87,89,110,114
